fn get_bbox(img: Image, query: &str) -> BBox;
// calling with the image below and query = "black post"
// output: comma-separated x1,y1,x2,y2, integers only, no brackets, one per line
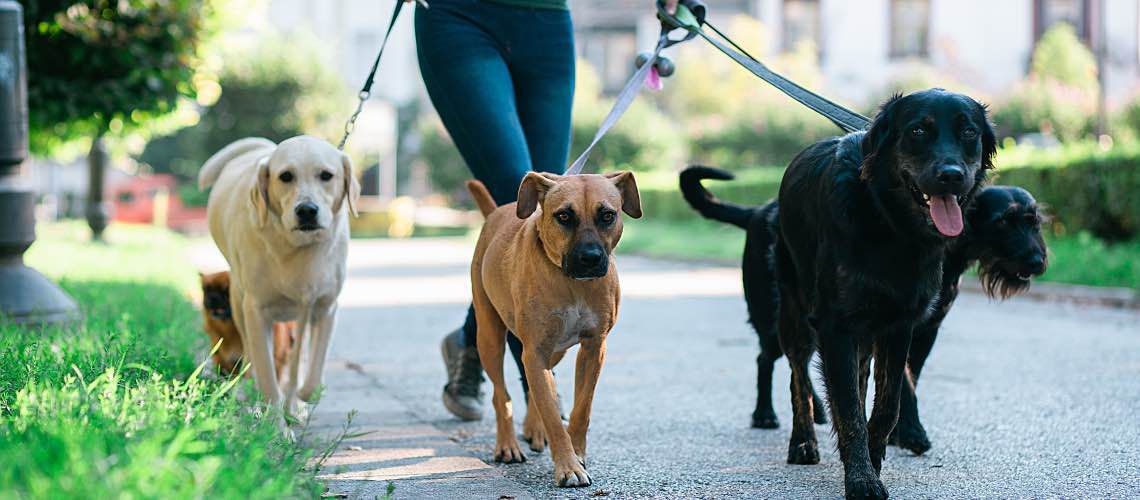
0,0,79,325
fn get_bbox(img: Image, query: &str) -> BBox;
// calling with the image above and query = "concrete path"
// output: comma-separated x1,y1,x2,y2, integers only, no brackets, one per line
202,237,1140,499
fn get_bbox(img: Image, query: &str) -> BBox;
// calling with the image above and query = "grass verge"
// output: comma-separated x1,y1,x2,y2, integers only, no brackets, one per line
620,218,1140,290
0,222,323,498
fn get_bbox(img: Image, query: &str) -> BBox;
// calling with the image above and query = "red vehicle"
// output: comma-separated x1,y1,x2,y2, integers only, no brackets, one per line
110,174,207,233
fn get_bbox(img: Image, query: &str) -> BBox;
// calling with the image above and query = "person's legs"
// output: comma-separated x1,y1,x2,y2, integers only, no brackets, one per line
417,1,558,418
504,7,575,175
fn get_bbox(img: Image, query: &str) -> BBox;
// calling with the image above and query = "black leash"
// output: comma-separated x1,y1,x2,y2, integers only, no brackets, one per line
567,1,868,175
655,1,871,133
338,0,409,150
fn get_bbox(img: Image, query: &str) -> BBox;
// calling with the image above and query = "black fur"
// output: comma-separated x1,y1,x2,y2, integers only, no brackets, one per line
778,89,993,499
683,167,1049,458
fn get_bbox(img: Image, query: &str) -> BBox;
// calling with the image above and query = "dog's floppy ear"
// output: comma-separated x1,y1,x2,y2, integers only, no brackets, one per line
517,171,557,219
976,100,998,172
335,152,360,217
605,170,642,218
249,156,271,228
860,93,903,181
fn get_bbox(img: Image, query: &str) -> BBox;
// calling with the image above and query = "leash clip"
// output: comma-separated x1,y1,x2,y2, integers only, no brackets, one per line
656,0,705,48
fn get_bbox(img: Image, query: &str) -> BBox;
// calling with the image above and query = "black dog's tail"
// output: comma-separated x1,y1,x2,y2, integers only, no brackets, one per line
679,166,754,229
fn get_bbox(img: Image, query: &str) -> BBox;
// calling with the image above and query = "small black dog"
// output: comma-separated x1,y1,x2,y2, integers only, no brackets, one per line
681,167,1048,455
779,89,994,499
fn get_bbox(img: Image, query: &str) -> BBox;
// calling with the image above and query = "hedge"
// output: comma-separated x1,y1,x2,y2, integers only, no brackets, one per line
637,143,1140,242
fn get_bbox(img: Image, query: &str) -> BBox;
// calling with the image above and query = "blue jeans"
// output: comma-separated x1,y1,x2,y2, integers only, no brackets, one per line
416,0,575,394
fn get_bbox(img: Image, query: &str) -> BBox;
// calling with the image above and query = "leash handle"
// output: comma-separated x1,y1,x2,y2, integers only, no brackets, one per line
339,0,406,150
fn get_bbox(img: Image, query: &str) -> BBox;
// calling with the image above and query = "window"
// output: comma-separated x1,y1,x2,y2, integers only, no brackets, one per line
890,0,930,59
782,0,820,55
1034,0,1090,43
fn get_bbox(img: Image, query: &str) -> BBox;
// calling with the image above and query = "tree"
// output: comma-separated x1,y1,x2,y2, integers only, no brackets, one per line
138,34,349,205
20,0,218,239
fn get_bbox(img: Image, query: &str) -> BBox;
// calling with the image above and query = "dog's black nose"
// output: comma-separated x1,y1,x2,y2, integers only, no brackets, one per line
936,165,965,187
1026,254,1046,275
295,202,319,222
578,246,605,268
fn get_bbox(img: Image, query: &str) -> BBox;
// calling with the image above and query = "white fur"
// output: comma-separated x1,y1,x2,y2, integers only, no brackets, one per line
203,135,358,435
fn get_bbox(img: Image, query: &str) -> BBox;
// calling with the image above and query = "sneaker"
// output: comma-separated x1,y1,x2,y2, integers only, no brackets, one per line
441,328,485,421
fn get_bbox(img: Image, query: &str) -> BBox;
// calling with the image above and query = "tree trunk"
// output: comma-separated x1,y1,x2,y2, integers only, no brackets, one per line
86,129,110,241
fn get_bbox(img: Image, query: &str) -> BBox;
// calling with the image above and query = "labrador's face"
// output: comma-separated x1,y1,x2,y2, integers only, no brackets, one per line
251,136,359,245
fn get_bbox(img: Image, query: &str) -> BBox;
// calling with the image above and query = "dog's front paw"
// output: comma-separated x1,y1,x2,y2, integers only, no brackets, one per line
493,439,527,464
285,399,310,424
889,420,932,455
751,410,780,429
553,458,591,488
522,411,547,452
844,474,888,500
787,439,820,465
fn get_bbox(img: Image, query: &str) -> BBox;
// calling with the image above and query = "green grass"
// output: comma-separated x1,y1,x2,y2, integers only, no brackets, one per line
0,222,323,498
619,218,745,262
619,219,1140,290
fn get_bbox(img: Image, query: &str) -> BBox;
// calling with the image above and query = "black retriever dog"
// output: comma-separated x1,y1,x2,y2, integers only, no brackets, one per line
680,167,1048,456
778,89,994,499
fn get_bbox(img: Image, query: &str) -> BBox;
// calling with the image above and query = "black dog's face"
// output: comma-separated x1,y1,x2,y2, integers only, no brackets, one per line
863,89,996,238
969,186,1049,298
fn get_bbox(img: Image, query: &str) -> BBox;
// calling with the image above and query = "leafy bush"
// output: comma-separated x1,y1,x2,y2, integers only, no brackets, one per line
994,142,1140,242
990,24,1097,142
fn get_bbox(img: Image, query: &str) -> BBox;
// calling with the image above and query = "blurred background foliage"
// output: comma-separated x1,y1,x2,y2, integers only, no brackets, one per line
137,33,350,205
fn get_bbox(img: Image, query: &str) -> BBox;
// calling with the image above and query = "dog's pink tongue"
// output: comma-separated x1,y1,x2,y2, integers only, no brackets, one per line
929,195,963,237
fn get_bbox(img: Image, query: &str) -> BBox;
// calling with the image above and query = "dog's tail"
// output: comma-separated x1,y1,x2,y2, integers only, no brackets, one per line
466,180,497,217
679,165,755,230
198,137,276,189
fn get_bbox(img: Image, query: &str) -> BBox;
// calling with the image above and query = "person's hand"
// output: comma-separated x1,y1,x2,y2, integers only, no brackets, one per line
663,0,678,14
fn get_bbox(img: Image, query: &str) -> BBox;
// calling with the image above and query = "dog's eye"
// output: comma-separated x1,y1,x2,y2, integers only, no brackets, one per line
962,128,978,139
598,211,616,226
279,171,294,183
910,127,925,138
319,171,334,182
555,211,574,226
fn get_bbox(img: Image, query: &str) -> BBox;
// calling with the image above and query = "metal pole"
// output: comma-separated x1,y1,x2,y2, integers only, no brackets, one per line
0,0,79,325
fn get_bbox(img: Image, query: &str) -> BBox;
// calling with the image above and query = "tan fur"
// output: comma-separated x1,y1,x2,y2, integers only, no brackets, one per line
200,271,295,381
467,171,641,488
466,180,498,216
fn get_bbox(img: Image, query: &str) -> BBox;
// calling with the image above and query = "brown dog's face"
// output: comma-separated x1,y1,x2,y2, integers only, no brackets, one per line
200,271,232,321
516,171,642,280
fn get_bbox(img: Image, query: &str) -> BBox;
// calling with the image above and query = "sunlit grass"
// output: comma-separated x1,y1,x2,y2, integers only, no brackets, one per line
1,222,323,498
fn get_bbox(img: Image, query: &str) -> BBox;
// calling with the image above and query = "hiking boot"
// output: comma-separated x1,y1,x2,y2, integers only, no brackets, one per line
441,328,485,421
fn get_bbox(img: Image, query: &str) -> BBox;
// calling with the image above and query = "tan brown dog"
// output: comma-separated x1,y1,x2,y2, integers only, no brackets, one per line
200,271,295,381
467,171,641,488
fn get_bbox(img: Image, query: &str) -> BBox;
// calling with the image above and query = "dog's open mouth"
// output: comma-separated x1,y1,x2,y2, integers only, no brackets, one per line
905,179,965,238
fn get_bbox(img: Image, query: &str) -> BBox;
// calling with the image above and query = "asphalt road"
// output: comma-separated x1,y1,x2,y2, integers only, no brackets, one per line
322,237,1140,499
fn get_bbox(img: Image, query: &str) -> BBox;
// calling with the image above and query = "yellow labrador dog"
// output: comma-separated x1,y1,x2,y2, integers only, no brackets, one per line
198,136,358,430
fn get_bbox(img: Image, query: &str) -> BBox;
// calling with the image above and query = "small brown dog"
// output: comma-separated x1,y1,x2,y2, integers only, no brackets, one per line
467,171,641,487
200,271,295,380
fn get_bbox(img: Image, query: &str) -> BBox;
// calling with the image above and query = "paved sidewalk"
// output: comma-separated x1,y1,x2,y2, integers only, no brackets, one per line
194,237,1140,498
